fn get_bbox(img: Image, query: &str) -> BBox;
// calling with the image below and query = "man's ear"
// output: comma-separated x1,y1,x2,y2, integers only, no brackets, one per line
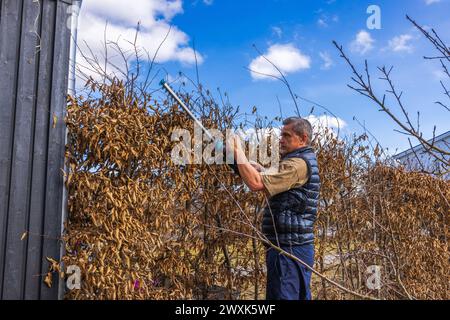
302,133,309,145
296,133,307,146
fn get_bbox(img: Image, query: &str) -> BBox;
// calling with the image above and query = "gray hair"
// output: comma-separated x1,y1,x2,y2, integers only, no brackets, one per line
282,117,313,145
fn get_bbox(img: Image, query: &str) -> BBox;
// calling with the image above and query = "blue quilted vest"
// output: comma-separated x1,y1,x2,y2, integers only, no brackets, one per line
262,146,321,246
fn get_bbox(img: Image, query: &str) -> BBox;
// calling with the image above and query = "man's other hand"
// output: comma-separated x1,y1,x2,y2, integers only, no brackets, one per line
250,161,265,173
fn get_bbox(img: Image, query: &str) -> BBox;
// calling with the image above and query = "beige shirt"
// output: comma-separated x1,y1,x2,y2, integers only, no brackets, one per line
261,158,309,197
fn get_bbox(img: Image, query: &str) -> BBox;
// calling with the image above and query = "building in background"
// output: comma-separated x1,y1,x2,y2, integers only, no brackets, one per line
394,131,450,179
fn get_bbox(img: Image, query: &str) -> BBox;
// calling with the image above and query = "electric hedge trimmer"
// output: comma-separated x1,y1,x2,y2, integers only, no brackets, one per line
160,79,239,174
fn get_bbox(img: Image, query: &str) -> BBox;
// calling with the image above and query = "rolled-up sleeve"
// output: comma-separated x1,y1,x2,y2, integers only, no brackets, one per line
261,158,308,197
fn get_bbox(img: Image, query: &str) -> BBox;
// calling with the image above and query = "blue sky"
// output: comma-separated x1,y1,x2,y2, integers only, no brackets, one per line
77,0,450,154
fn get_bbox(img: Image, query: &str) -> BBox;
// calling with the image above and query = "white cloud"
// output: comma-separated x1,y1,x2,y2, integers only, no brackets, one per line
305,114,347,132
167,73,188,84
317,18,328,28
249,44,311,81
432,69,447,80
388,34,414,53
76,0,203,82
203,0,214,5
271,26,283,38
319,51,334,70
425,0,441,5
82,0,183,27
316,13,339,28
350,30,375,55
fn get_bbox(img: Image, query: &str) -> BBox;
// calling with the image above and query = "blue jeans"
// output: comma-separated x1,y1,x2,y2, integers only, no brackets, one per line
265,244,315,300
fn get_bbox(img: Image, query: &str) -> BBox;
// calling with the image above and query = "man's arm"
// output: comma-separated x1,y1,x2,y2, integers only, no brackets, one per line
227,136,308,196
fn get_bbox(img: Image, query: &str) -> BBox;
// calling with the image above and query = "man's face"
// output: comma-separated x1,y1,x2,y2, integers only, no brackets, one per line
279,124,308,156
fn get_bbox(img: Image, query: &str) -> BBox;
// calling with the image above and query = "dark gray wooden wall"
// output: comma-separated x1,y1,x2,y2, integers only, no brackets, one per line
0,0,73,300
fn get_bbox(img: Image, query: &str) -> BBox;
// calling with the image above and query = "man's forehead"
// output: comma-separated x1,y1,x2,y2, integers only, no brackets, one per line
281,124,295,133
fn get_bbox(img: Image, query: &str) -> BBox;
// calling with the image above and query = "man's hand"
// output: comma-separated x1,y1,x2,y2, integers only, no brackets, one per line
226,134,264,172
225,133,236,156
226,133,243,159
226,133,266,193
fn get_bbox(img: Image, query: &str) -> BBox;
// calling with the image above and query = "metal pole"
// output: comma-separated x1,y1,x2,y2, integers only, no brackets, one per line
68,0,82,96
59,0,82,300
160,79,216,142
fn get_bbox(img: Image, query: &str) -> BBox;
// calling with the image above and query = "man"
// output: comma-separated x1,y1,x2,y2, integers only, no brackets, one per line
227,117,321,300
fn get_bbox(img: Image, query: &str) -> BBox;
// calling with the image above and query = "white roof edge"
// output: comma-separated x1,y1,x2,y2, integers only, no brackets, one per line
394,130,450,159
